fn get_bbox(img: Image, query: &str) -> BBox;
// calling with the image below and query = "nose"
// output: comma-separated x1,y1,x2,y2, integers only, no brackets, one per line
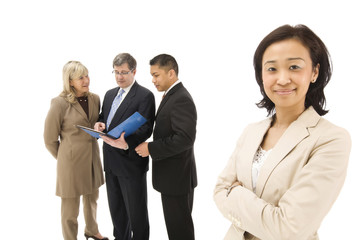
277,70,291,85
152,77,156,83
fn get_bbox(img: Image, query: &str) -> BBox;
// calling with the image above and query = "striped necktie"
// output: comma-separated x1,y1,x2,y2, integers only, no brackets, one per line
107,89,125,130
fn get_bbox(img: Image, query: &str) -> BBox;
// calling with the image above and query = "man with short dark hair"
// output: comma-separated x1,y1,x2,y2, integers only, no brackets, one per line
136,54,197,240
95,53,155,240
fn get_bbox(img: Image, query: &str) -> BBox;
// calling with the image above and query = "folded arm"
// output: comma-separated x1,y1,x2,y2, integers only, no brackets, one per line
214,128,351,240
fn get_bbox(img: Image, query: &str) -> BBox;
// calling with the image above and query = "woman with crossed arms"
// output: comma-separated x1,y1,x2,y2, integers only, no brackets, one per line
214,25,351,239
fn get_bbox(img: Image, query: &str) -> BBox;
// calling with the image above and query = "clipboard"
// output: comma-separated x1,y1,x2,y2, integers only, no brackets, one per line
76,111,147,139
75,125,117,139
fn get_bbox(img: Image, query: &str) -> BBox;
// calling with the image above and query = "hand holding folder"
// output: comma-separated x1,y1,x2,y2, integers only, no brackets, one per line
76,112,147,139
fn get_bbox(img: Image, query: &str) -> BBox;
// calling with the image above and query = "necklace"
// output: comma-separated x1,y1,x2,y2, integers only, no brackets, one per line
78,96,87,102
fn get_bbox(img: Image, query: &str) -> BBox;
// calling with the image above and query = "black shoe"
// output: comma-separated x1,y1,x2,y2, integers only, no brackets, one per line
84,233,109,240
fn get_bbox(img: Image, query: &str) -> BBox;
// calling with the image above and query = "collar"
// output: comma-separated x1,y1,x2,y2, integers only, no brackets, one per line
164,79,181,96
117,80,135,95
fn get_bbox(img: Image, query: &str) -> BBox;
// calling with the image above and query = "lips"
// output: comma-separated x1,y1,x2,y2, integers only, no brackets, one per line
274,89,295,95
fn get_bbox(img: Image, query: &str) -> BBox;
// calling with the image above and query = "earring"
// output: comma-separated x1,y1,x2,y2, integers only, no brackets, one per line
311,79,317,83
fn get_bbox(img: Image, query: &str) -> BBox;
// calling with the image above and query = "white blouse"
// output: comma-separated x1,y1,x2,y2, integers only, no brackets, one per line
252,146,272,193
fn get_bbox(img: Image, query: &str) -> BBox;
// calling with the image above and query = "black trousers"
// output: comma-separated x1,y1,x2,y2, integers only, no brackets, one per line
106,172,149,240
161,188,195,240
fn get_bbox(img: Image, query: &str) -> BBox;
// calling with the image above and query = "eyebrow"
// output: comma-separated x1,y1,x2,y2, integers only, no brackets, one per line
288,57,305,62
263,57,305,66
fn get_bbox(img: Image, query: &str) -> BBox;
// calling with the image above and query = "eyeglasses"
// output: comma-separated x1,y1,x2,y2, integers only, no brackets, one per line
112,69,134,76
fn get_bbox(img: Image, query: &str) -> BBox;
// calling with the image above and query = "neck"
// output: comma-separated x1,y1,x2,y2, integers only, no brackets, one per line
272,106,305,128
76,92,86,97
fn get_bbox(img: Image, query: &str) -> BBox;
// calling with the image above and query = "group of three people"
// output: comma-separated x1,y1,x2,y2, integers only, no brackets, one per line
44,23,351,240
44,53,197,240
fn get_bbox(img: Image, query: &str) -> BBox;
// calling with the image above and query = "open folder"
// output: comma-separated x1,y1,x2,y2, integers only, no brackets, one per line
76,112,147,139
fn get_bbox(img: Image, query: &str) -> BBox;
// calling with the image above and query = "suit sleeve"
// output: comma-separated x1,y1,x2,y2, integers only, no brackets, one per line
44,98,64,159
214,127,351,240
148,95,197,161
126,91,155,149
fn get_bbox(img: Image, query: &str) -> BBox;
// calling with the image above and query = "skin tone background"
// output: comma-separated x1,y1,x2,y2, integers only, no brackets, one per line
1,0,359,239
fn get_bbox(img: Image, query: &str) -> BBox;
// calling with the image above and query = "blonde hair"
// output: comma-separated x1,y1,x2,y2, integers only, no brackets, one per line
60,61,89,103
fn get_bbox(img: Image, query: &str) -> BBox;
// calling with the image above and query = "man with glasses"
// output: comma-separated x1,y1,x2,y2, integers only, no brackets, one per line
94,53,155,240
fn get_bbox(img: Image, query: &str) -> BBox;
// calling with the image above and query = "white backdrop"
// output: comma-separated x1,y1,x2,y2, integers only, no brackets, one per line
1,0,359,239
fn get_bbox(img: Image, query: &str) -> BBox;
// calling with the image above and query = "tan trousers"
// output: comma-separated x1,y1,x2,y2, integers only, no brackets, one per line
61,189,100,240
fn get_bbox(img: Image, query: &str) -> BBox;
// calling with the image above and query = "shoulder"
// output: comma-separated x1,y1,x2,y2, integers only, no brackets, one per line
245,118,271,132
88,92,100,103
105,87,119,95
51,96,69,108
233,118,271,145
103,87,119,101
314,117,351,146
134,81,154,96
301,107,351,144
46,96,68,118
89,92,100,100
172,83,193,100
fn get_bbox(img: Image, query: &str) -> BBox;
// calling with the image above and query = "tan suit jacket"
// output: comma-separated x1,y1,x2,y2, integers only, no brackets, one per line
44,94,104,198
214,107,351,240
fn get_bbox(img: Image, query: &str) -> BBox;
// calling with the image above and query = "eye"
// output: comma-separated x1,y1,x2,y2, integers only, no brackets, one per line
290,65,300,70
266,67,276,72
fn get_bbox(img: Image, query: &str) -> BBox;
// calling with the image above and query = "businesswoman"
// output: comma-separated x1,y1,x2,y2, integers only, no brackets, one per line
214,25,351,240
44,61,108,240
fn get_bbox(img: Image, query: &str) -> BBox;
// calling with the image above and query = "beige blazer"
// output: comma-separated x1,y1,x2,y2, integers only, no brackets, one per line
214,107,351,240
44,94,104,198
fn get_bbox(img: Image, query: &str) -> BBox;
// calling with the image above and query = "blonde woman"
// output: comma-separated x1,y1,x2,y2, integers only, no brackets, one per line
44,61,108,240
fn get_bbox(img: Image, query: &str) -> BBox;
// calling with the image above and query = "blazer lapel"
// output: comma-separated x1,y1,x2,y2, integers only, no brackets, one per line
72,100,88,122
255,107,320,197
241,119,272,189
108,82,138,130
87,94,95,123
156,83,183,117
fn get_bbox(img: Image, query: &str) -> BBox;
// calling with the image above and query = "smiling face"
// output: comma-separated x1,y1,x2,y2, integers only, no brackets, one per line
262,38,319,112
70,74,90,97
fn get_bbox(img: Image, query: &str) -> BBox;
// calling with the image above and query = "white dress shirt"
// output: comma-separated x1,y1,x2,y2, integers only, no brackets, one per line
116,80,135,104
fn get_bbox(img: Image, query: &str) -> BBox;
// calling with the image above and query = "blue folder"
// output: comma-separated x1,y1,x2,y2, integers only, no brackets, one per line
76,112,147,139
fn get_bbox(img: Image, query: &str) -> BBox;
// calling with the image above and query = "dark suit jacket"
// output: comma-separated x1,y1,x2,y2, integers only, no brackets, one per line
99,81,155,177
148,82,197,195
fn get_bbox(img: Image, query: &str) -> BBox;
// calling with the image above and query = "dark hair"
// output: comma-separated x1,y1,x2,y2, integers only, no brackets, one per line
253,24,332,116
113,53,137,70
149,54,179,76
